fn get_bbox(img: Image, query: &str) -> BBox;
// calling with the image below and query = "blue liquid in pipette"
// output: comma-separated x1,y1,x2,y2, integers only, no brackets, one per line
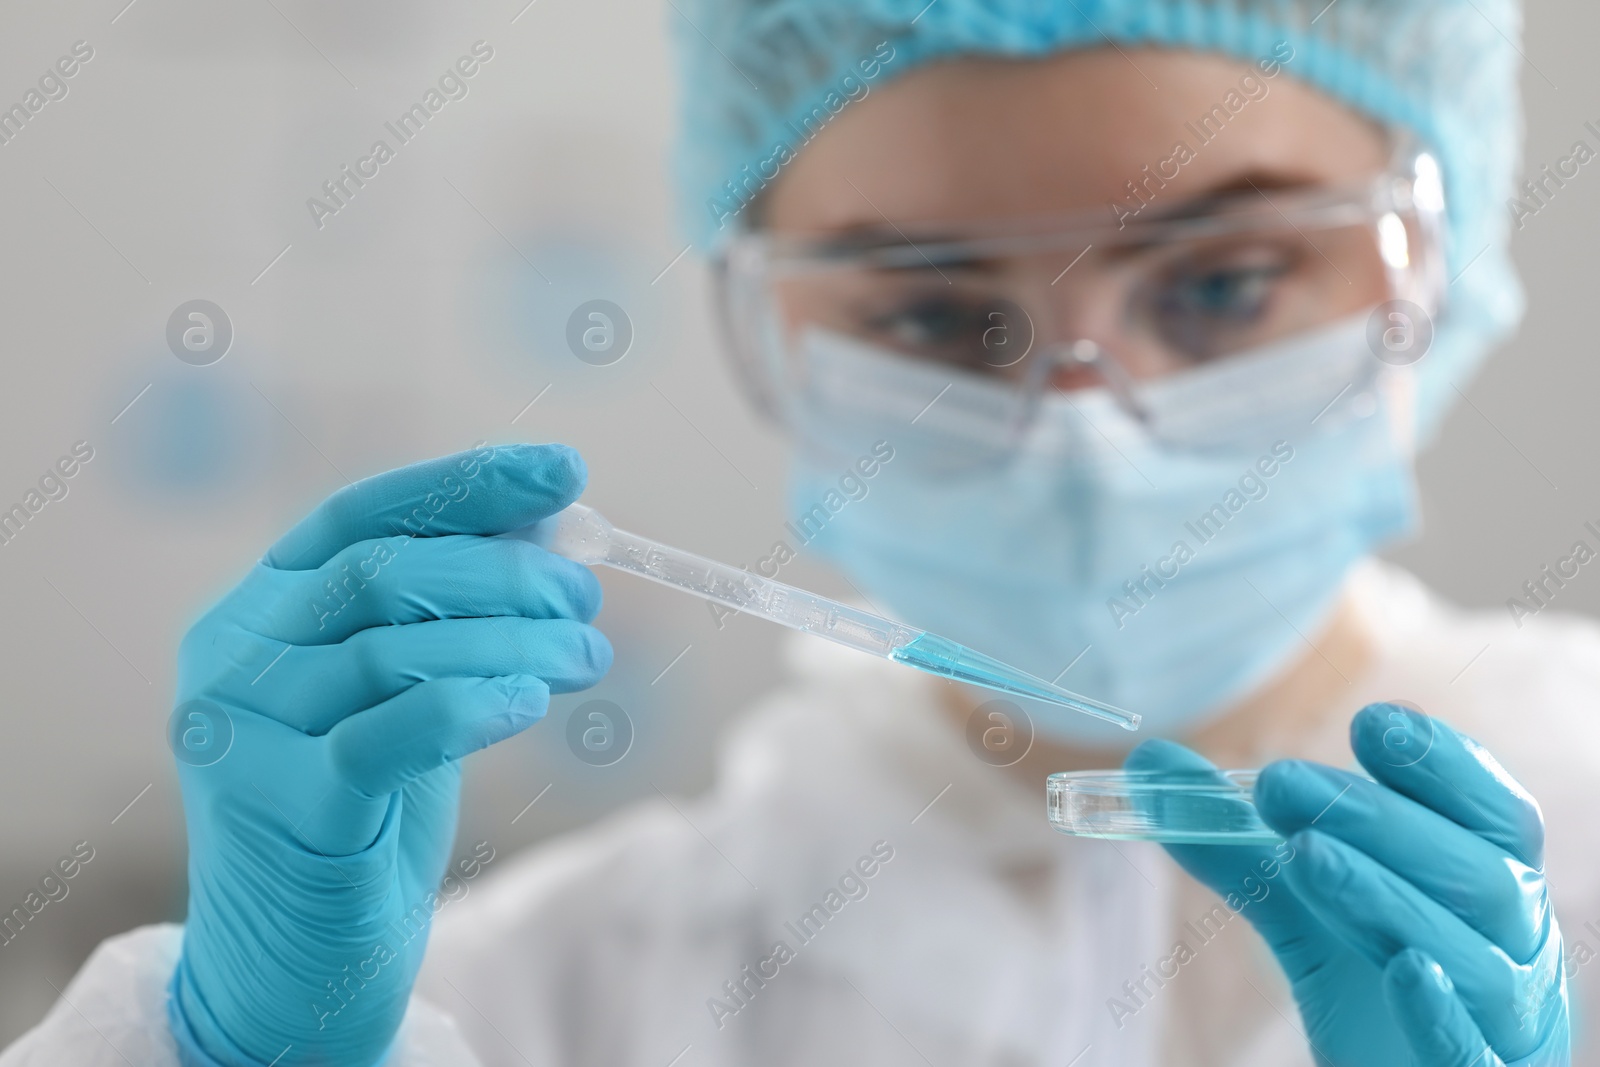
889,633,1138,730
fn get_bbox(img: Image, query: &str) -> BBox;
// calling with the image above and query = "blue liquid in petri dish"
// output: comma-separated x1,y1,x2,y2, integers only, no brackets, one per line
1048,770,1280,844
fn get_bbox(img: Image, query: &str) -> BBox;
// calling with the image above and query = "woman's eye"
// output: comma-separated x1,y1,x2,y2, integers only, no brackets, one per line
1146,250,1298,363
1160,263,1285,321
864,297,1001,359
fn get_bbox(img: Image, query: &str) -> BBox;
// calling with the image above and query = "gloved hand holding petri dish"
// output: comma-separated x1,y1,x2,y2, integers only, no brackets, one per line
1050,704,1570,1064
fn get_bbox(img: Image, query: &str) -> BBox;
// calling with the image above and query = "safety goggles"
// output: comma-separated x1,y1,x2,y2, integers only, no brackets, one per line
716,143,1447,463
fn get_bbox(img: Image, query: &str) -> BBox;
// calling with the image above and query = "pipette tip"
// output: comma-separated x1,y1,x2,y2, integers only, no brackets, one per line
891,633,1141,731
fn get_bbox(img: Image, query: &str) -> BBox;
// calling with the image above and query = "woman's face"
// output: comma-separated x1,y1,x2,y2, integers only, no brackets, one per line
759,48,1394,388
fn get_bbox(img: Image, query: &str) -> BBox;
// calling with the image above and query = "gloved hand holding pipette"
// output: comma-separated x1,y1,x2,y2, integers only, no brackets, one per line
165,441,1131,1067
168,444,611,1067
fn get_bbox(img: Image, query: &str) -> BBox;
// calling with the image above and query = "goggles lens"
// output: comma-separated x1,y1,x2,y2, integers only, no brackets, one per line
779,217,1393,377
721,155,1445,466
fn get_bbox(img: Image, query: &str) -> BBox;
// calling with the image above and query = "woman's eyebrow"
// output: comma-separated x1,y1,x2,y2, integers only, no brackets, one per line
1138,167,1322,224
783,166,1330,254
804,224,912,254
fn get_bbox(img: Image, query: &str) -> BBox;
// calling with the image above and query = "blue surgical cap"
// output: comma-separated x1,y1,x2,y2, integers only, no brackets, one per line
669,0,1526,439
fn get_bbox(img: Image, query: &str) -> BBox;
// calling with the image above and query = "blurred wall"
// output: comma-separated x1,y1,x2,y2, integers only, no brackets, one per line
0,0,1593,1045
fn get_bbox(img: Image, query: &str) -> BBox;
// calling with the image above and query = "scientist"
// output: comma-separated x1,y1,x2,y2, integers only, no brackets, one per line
5,0,1593,1064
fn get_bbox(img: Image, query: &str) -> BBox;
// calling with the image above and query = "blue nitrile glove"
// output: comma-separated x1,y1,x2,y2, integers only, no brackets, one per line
167,443,611,1067
1126,704,1568,1066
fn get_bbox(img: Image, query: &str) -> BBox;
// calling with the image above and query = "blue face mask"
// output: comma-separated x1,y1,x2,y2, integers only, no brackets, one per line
787,315,1419,745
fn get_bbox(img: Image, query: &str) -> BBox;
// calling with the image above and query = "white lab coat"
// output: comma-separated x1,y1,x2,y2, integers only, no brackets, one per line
6,561,1599,1066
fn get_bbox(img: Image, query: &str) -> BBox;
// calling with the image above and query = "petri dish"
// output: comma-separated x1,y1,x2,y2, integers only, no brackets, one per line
1047,769,1280,844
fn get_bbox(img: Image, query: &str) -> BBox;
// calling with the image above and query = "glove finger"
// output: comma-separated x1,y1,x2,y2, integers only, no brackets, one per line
212,617,611,735
1257,760,1547,961
265,443,584,570
1286,829,1556,1057
1383,949,1507,1067
1124,740,1311,938
233,534,602,645
327,675,553,798
1351,704,1544,869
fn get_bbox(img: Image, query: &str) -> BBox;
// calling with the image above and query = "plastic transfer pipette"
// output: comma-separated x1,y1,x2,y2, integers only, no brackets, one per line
518,503,1139,731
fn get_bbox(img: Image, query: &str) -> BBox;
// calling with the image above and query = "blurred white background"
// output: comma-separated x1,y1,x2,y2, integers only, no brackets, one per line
0,0,1594,1045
